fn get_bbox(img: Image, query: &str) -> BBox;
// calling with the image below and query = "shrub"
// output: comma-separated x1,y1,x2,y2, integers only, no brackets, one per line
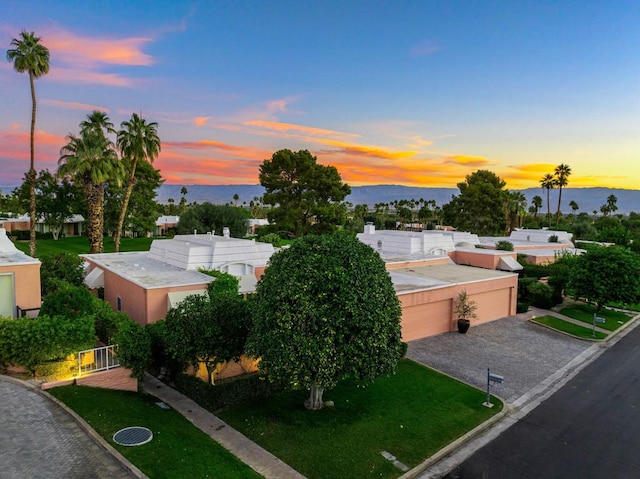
548,235,559,243
526,281,554,309
40,283,95,318
114,317,151,381
257,233,282,247
516,302,530,314
495,240,514,251
174,371,285,412
40,253,85,296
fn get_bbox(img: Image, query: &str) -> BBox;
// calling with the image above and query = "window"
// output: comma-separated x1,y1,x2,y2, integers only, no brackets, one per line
116,296,122,312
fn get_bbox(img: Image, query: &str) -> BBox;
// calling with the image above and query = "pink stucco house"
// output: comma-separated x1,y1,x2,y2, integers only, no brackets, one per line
82,229,275,326
0,227,41,318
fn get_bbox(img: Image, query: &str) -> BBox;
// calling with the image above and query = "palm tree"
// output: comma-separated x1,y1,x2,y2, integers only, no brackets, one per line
116,113,161,252
606,194,618,215
531,195,543,219
7,31,50,257
540,173,556,226
58,131,124,253
503,191,527,235
569,200,579,220
80,110,116,137
554,163,572,225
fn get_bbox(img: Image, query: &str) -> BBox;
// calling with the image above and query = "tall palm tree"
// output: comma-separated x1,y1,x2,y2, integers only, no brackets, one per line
531,195,543,219
554,163,572,225
606,194,618,215
540,173,556,226
58,131,124,253
569,200,579,220
7,31,50,257
116,113,161,252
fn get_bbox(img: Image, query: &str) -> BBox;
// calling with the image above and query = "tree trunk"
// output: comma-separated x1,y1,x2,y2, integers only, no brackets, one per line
114,166,137,253
28,71,37,257
556,187,563,226
304,383,325,410
86,183,104,254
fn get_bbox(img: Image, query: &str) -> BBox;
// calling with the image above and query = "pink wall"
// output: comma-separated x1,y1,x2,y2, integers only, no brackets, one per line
0,263,41,314
399,275,517,341
2,220,29,233
386,257,450,270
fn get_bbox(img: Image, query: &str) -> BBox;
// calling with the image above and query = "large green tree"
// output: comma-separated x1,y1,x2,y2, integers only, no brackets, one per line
569,246,640,314
442,170,507,235
246,234,403,410
115,113,161,252
259,149,351,236
176,203,249,237
7,30,50,257
58,127,124,253
164,287,250,384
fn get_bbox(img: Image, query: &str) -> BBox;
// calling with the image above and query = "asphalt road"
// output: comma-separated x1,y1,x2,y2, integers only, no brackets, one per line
444,321,640,479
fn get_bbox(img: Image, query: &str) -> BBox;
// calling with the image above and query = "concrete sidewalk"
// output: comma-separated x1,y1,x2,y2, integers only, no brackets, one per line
143,374,305,479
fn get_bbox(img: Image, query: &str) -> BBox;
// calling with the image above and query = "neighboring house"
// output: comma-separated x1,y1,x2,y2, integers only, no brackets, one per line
82,229,275,326
1,214,30,234
246,218,269,236
155,215,179,236
35,214,85,238
357,224,518,340
0,226,41,318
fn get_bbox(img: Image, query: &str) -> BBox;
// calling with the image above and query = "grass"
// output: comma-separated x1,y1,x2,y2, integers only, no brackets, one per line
48,385,261,479
13,236,157,256
606,300,640,312
532,315,607,340
217,359,502,479
559,302,633,332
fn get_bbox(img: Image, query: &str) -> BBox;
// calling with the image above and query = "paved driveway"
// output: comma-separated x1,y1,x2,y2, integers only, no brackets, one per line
0,377,134,479
406,315,592,403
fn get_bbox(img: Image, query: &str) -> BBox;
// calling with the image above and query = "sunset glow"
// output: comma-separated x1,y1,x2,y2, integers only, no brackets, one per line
1,2,639,190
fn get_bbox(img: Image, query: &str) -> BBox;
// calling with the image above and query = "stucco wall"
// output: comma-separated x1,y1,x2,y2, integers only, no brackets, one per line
398,275,517,341
0,263,41,315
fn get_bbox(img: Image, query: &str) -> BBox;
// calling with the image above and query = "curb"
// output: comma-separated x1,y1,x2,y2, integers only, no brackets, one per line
0,375,147,479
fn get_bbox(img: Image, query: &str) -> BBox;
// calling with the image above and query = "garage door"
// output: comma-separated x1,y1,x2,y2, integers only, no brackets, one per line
402,299,453,341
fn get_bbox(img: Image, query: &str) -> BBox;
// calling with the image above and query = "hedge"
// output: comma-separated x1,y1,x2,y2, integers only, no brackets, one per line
174,371,285,412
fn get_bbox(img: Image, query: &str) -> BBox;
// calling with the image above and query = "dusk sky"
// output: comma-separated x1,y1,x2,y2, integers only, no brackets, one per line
1,1,639,189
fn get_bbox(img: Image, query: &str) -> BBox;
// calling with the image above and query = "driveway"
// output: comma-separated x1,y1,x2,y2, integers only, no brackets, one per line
406,314,593,403
0,377,135,479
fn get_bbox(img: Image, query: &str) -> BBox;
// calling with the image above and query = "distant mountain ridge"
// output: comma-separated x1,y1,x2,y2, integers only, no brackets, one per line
157,184,640,215
2,184,639,215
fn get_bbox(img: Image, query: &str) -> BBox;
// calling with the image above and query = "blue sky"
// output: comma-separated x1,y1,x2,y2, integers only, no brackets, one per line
1,1,639,188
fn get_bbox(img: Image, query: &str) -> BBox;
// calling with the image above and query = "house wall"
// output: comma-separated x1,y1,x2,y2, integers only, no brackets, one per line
0,263,41,316
450,251,500,269
2,220,29,233
398,275,517,341
102,270,148,325
145,283,210,325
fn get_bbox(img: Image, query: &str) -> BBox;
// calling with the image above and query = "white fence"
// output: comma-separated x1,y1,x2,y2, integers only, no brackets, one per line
78,345,120,376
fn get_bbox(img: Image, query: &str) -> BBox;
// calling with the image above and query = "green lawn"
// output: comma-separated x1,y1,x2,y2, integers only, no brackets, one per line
217,360,502,479
605,300,640,312
559,302,633,332
14,236,158,256
48,385,261,479
532,315,607,340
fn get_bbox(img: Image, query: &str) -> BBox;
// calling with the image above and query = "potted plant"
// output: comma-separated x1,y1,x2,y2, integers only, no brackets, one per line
454,290,478,334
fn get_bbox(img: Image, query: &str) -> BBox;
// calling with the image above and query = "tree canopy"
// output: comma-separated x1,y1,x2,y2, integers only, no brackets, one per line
442,169,507,235
259,149,351,236
246,233,403,410
176,202,249,237
569,246,640,313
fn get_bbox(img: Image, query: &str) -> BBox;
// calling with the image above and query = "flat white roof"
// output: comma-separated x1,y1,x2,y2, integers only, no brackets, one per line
82,252,214,290
0,227,39,267
390,263,516,295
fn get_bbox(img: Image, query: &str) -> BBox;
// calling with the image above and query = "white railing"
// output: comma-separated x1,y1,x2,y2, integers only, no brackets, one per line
78,345,120,376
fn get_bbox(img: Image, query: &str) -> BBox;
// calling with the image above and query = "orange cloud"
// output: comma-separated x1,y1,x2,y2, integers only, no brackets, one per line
163,140,255,154
444,155,492,167
41,99,109,112
245,120,359,141
194,117,210,127
11,123,20,130
0,129,66,183
319,140,416,160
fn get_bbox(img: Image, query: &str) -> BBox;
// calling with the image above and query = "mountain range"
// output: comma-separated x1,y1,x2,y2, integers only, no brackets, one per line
2,184,638,215
156,184,640,215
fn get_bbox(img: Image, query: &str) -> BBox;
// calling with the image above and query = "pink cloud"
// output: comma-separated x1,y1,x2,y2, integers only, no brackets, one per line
194,116,210,127
41,99,110,112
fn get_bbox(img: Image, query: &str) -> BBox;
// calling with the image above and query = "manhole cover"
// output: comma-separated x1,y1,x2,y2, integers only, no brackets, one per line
113,427,153,446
